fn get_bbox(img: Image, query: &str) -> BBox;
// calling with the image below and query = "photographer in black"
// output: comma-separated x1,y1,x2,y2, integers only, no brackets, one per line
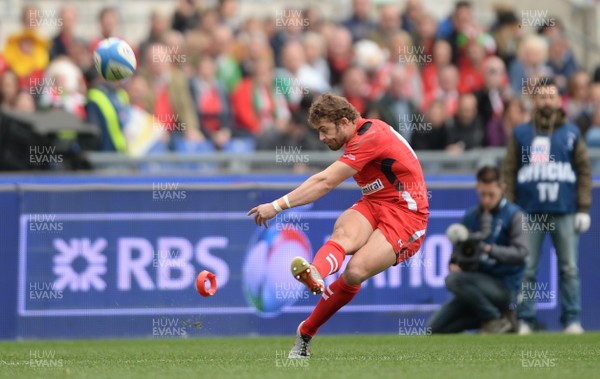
428,166,528,334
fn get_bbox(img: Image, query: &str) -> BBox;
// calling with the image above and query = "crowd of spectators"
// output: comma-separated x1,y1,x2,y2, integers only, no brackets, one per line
2,0,600,156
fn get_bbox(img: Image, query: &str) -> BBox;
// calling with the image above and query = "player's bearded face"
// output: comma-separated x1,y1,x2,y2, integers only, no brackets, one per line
318,122,345,151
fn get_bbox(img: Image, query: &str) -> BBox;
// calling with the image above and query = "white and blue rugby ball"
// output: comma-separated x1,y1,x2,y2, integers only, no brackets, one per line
93,38,137,81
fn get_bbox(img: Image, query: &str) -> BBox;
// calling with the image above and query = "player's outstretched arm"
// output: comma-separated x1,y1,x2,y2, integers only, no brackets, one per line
247,161,357,227
285,161,357,208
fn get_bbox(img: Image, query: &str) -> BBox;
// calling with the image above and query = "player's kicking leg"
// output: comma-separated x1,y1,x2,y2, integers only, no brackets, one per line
291,208,373,295
289,228,396,358
289,209,372,358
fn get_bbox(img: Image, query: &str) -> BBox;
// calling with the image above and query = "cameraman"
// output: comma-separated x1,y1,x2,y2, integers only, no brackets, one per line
428,166,528,334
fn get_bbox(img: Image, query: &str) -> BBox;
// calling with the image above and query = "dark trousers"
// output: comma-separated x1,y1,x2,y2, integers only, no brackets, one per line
428,271,511,333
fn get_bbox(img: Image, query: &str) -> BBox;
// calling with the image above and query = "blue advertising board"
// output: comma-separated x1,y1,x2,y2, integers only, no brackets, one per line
0,179,597,339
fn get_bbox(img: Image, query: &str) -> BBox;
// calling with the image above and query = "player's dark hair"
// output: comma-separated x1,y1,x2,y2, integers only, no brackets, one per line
308,93,360,129
476,165,501,185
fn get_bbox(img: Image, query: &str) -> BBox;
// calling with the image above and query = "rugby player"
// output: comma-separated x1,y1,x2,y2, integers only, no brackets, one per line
248,93,429,358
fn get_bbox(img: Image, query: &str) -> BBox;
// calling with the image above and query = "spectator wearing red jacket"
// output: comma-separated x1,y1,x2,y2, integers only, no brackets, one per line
190,56,234,149
421,40,452,106
339,66,371,117
421,64,460,117
231,58,290,137
326,26,353,87
458,34,495,94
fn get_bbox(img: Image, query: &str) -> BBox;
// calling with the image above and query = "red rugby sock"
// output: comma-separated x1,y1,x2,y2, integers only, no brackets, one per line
311,240,346,278
300,275,361,337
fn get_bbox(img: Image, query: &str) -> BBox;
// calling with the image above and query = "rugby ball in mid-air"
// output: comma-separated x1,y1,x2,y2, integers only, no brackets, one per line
94,38,137,81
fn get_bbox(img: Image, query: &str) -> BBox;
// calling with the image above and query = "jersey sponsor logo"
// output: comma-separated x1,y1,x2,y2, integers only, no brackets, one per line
342,153,356,161
361,178,384,195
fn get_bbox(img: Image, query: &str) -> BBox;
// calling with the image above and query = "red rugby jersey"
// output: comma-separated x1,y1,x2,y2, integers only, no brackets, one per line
338,118,429,215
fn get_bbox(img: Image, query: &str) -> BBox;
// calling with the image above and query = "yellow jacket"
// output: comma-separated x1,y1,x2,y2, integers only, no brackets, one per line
3,29,50,78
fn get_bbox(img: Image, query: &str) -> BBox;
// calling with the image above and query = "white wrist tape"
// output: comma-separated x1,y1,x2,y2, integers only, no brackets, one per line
272,200,283,213
283,195,291,209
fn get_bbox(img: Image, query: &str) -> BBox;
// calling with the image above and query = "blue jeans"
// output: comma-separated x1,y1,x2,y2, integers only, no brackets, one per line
428,272,511,333
517,213,580,327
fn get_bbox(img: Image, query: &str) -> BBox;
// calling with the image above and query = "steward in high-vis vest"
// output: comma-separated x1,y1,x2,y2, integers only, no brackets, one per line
86,82,129,152
503,77,592,335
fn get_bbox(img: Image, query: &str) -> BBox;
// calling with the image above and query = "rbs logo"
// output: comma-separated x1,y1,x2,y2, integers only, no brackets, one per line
51,237,229,292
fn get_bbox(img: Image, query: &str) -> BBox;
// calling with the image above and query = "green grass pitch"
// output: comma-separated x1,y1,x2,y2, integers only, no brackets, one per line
1,333,599,379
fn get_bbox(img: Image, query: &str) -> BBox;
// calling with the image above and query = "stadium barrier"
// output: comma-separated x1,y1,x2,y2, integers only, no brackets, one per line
84,148,600,174
0,175,598,339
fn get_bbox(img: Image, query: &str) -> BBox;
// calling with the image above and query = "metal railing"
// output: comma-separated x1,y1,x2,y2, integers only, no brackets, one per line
83,148,600,174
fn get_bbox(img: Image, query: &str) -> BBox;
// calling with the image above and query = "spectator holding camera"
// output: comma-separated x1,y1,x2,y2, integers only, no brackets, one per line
428,166,528,334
